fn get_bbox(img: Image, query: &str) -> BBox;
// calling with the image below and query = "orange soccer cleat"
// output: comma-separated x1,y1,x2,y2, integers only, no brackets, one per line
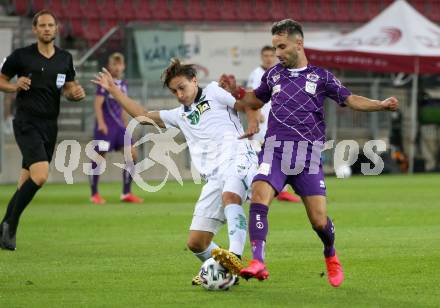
90,193,106,205
276,191,301,203
240,259,269,281
325,253,344,287
120,193,144,203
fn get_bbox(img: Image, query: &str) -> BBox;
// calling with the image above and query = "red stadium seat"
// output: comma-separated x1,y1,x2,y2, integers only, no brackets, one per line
366,0,382,20
303,1,321,22
83,20,102,45
237,0,254,21
14,0,30,16
134,1,152,21
271,0,287,21
186,0,204,21
286,0,304,22
333,0,351,22
318,0,335,22
81,0,99,20
204,0,221,21
97,1,117,21
255,0,271,21
115,0,137,22
31,0,46,13
426,0,440,22
350,1,368,22
69,19,84,37
65,0,82,20
150,0,170,20
221,0,237,21
49,0,66,19
169,0,188,20
409,0,426,15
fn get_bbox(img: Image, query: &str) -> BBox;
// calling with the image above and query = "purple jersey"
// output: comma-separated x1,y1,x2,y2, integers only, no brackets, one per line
96,80,127,129
254,63,351,142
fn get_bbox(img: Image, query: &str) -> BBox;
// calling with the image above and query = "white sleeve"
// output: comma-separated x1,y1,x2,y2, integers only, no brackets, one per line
210,82,236,109
246,71,255,89
159,108,180,129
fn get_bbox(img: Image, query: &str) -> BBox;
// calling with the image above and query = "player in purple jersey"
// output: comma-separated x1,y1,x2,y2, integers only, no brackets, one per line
218,19,398,287
90,53,143,204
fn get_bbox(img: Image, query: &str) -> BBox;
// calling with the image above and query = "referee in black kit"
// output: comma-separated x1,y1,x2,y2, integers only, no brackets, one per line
0,10,85,250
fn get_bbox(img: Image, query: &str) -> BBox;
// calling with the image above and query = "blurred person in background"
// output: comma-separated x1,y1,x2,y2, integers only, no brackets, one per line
90,52,143,204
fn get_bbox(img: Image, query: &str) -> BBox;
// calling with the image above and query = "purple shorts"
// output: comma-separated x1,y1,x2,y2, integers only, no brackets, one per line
252,140,326,197
93,125,132,152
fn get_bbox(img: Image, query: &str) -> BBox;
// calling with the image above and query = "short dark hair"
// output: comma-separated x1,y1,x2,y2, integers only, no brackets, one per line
161,58,197,88
32,9,58,27
271,19,304,38
261,45,275,54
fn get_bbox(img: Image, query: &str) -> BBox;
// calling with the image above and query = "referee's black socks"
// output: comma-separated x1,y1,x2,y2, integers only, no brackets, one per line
1,190,18,225
7,178,41,233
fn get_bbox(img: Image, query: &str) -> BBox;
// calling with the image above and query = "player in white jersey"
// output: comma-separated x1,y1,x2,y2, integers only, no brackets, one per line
92,58,258,286
248,46,300,203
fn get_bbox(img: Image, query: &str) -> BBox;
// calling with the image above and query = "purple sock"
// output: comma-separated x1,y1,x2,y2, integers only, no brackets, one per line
90,160,99,196
122,162,134,195
314,217,335,258
248,203,269,262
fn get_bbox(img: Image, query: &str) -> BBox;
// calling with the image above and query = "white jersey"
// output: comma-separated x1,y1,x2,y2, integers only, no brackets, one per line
247,66,271,145
160,82,256,178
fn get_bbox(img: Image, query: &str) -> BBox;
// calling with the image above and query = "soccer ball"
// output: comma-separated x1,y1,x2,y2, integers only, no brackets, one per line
199,258,236,291
335,165,352,179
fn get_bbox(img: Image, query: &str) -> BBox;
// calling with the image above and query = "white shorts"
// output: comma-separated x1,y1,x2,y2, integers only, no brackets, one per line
189,153,257,234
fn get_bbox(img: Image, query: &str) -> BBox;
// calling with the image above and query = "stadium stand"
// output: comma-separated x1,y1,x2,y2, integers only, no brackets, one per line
10,0,440,49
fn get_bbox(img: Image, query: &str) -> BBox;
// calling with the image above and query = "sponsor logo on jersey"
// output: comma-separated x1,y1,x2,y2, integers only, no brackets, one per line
306,73,320,82
186,99,210,125
196,100,211,114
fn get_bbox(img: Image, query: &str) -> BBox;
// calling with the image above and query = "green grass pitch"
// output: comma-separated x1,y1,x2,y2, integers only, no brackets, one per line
0,174,439,307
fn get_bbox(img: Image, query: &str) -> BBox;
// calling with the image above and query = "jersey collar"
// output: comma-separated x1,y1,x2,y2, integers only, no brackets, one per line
184,87,203,112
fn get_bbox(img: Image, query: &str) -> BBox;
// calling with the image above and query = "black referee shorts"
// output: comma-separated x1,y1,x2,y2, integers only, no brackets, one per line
13,115,58,170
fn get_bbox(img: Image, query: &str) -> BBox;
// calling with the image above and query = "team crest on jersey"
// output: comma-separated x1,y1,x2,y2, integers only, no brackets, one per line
272,84,281,94
306,73,320,82
305,81,317,94
272,74,280,82
186,110,200,125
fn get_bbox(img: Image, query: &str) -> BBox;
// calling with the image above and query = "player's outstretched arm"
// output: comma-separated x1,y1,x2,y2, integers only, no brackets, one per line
219,74,264,110
91,68,165,127
345,95,399,112
63,81,86,101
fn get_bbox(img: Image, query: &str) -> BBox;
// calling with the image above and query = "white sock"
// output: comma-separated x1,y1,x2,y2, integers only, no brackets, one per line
194,241,219,262
224,204,247,256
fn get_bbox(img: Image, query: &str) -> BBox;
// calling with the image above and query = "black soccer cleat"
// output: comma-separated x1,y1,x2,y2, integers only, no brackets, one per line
1,222,16,251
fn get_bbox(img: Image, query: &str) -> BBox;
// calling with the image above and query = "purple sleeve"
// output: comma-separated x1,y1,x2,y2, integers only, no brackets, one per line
96,84,107,96
325,70,351,107
253,70,272,104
